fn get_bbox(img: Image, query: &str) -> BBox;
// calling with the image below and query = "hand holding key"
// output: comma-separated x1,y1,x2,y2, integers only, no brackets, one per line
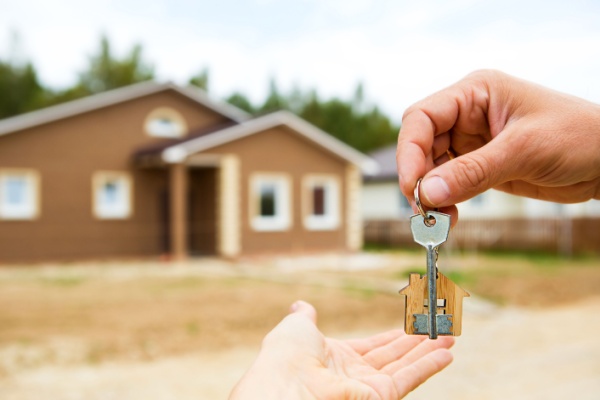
397,69,600,225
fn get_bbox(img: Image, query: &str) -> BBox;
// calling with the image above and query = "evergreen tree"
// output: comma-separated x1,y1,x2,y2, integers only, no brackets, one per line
258,78,288,114
51,35,154,103
225,81,399,153
225,92,255,114
0,58,46,119
189,67,210,92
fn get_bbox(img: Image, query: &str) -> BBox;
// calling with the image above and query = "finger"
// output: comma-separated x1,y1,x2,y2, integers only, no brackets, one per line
419,133,519,207
451,129,489,155
345,329,406,355
289,300,317,324
393,349,454,397
262,301,325,362
382,336,455,375
439,205,459,228
397,105,455,201
432,132,451,160
397,71,496,204
362,334,428,370
397,79,479,201
434,152,451,166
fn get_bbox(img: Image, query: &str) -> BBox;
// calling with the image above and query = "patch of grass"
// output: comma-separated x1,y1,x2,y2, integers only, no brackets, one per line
186,321,199,336
342,283,377,299
40,276,86,287
446,270,477,286
481,249,573,266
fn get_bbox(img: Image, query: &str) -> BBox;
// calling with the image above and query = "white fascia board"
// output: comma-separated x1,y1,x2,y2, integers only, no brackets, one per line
174,85,251,123
161,115,281,163
0,81,169,137
0,81,250,137
276,112,379,175
162,110,379,174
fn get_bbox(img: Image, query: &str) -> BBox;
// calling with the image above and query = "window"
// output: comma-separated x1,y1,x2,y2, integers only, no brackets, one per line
144,107,187,138
93,172,133,219
0,170,40,220
250,174,291,231
303,175,340,230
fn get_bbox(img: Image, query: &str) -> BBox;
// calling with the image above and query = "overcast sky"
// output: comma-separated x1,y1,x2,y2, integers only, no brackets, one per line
2,0,600,121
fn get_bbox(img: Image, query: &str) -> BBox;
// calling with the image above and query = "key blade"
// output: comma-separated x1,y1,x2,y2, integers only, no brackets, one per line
410,211,451,248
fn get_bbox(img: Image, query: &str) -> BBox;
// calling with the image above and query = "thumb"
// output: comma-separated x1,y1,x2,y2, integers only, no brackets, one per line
420,141,513,207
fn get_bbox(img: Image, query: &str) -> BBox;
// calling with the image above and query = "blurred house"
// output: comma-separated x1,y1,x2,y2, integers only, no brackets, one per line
362,144,600,253
362,144,412,220
0,82,376,262
362,144,600,220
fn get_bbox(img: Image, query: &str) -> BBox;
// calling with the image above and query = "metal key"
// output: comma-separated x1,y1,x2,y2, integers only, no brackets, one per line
410,211,451,339
400,179,469,338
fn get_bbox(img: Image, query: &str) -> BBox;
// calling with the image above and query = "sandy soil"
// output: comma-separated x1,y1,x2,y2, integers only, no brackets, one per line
0,252,599,399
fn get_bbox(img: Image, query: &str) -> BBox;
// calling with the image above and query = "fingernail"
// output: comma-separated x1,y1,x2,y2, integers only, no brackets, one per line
421,176,450,206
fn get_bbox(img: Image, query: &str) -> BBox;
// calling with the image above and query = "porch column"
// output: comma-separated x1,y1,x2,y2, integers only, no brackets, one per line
218,154,241,257
346,165,363,251
169,162,188,260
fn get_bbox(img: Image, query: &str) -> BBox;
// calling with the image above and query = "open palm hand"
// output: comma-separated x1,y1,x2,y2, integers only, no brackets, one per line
230,301,454,399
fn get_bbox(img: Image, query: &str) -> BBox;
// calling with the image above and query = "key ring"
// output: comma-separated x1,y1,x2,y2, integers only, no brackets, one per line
414,178,437,227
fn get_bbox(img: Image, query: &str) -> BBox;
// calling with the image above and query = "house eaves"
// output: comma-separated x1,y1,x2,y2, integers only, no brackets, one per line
364,144,400,181
0,81,250,137
161,110,379,175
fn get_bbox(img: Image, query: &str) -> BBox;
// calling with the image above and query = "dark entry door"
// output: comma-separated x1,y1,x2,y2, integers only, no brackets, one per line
188,168,218,255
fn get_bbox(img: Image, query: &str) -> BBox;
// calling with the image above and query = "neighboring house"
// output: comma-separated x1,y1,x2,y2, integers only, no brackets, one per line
362,144,412,219
0,81,377,263
363,144,600,220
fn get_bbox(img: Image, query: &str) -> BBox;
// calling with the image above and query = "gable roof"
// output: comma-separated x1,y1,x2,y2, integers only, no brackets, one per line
365,144,398,181
152,110,378,174
0,81,250,137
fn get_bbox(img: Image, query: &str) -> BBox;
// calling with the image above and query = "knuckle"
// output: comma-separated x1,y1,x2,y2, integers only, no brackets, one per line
454,154,490,192
466,68,504,82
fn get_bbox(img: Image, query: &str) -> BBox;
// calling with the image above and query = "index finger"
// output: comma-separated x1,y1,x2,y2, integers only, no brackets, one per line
396,88,462,204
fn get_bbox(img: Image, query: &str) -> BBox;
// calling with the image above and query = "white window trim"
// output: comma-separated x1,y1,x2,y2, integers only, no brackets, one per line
302,174,340,231
144,107,188,138
92,171,133,219
249,173,292,232
0,169,40,220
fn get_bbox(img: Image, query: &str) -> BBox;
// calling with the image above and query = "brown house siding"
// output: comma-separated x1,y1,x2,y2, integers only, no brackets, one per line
197,126,348,254
0,91,230,262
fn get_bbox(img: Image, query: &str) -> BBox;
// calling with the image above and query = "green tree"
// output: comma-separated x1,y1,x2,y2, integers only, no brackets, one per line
225,92,255,114
258,78,288,114
51,35,154,103
0,40,47,119
224,81,399,153
189,67,210,92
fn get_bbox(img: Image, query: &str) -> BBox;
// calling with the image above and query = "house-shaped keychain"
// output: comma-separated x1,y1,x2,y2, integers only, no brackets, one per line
399,272,470,336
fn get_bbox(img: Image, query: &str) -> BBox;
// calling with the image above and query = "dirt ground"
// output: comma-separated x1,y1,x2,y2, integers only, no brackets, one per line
0,250,599,399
